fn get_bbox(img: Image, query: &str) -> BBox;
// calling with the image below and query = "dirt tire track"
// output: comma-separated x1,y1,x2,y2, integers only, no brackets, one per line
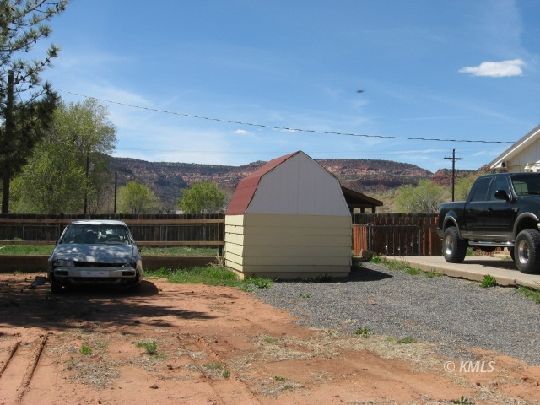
175,333,261,405
0,341,20,379
174,334,227,404
190,334,262,404
15,333,49,403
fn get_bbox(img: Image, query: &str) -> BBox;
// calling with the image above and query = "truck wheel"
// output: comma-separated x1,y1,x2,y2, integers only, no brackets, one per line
514,229,540,274
50,276,63,294
443,227,467,263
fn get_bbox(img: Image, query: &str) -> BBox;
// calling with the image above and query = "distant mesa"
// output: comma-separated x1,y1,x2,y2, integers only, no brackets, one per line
108,156,462,209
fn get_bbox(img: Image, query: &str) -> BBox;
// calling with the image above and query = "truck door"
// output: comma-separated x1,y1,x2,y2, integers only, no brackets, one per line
464,176,493,238
486,175,516,240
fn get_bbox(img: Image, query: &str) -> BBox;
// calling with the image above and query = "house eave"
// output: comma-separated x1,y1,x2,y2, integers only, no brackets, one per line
488,125,540,169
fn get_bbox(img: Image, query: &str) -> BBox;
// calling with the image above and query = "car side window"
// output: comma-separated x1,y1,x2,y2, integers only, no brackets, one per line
488,176,510,201
469,177,492,202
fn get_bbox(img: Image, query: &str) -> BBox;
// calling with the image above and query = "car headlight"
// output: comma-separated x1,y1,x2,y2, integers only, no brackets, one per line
54,259,74,267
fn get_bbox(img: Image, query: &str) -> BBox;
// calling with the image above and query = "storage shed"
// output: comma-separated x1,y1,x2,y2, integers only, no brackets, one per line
224,151,352,279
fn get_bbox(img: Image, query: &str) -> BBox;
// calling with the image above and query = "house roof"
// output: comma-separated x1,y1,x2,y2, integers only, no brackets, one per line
226,152,300,215
489,125,540,169
341,186,383,208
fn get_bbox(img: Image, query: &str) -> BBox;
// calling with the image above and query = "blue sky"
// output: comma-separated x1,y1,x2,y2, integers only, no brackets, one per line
41,0,539,171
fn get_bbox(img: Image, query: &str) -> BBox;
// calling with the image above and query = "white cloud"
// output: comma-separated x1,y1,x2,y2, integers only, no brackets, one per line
458,59,525,78
234,129,251,136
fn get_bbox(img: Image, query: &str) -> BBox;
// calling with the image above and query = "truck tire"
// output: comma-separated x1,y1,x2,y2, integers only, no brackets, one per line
514,229,540,274
443,227,467,263
50,276,63,294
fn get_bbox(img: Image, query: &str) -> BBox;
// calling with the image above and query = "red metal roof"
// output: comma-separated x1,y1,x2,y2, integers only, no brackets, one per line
226,152,300,215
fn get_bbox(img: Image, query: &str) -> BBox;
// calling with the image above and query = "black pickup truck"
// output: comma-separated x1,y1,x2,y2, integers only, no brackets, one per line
439,172,540,274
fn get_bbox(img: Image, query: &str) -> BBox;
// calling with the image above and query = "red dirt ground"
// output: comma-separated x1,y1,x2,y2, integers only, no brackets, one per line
0,273,538,404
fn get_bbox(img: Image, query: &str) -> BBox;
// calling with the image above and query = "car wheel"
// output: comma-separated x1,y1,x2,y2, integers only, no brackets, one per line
50,276,63,294
514,229,540,274
443,227,467,263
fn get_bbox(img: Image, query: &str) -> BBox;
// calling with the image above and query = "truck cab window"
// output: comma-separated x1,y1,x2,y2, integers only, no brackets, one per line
511,174,540,196
489,176,510,201
468,177,492,202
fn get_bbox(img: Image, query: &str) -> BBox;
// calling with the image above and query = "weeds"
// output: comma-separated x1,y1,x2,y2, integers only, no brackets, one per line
451,396,474,405
397,336,416,344
80,344,92,355
480,274,496,288
273,375,286,382
223,369,230,378
371,257,434,278
136,340,158,355
354,327,372,338
517,286,540,304
299,293,311,299
263,336,278,344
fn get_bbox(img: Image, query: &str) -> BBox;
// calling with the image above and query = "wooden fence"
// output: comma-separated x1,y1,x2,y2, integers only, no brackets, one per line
352,213,442,256
0,214,225,249
1,213,443,257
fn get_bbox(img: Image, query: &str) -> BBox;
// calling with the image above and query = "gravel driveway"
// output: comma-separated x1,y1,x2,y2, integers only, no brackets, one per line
254,262,540,365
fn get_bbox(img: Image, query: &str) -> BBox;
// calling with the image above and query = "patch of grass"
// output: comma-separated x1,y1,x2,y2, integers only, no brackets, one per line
299,293,311,299
0,245,218,256
263,336,278,344
517,286,540,304
0,244,54,255
273,375,286,382
80,344,92,355
397,336,416,344
371,257,432,278
222,369,230,378
136,340,158,355
480,274,496,288
452,396,474,405
146,266,272,290
141,246,218,256
354,327,372,338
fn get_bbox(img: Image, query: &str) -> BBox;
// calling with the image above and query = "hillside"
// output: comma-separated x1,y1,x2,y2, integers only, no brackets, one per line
109,156,458,209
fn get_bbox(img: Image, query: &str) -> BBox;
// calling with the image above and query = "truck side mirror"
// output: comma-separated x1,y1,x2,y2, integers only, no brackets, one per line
494,190,510,201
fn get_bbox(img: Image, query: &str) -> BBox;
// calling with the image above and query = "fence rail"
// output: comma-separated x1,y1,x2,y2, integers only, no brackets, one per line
0,213,225,248
352,213,441,256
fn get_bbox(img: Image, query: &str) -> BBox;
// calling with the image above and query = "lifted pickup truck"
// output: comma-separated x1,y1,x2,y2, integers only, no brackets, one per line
439,172,540,274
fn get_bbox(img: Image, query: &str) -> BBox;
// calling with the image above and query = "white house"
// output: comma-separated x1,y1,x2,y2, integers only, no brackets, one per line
224,151,352,279
489,125,540,172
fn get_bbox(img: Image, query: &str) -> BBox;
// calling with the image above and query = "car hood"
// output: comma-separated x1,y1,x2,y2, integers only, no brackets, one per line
52,244,135,263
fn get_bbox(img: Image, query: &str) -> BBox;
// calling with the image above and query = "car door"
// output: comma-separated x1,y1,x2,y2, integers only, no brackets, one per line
486,175,516,240
463,176,493,239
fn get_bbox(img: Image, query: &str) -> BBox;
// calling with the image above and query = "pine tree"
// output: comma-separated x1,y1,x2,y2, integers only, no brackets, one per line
0,0,68,213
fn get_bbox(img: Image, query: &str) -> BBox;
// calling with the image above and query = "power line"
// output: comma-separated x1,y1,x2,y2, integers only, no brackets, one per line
61,90,516,145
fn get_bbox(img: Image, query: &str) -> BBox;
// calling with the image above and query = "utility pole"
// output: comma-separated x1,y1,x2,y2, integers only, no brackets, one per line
2,70,15,214
444,148,462,202
114,171,118,214
83,150,90,215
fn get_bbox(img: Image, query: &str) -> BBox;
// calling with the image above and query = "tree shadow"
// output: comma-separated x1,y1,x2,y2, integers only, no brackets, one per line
0,278,216,331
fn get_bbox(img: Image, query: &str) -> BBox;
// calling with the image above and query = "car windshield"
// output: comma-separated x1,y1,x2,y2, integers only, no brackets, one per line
510,174,540,196
60,224,132,245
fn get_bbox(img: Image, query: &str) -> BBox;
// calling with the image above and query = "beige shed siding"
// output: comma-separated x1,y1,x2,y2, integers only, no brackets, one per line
224,213,351,278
